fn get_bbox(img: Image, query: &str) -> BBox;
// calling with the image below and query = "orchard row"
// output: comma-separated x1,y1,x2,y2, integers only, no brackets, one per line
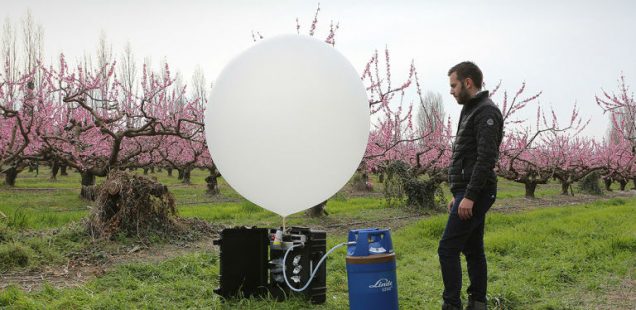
1,53,633,203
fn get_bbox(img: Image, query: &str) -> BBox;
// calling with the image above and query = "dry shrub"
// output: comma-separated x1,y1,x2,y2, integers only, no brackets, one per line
86,170,180,239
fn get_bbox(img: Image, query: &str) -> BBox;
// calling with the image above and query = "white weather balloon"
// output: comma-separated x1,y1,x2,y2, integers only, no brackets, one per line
205,35,369,217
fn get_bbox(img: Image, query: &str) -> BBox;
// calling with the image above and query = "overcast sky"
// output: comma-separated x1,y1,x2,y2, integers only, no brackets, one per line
3,0,635,139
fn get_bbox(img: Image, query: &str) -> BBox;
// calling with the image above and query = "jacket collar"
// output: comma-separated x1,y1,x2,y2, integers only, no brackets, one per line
468,90,489,104
461,90,490,114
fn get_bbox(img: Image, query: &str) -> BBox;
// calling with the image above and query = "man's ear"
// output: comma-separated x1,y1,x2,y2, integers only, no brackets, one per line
464,77,474,90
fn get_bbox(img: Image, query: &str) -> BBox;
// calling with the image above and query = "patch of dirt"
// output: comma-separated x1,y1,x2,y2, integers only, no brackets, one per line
603,276,636,309
580,270,636,309
179,195,242,205
343,189,384,199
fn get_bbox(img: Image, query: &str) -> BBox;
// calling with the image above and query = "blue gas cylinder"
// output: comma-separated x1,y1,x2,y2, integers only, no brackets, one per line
346,228,398,310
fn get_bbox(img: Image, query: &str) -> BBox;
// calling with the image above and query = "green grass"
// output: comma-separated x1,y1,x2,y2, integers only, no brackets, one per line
392,197,636,309
0,198,87,230
0,167,231,230
1,167,592,231
491,179,563,199
0,223,88,273
2,197,635,309
0,168,403,231
1,168,634,308
0,169,402,274
177,196,407,229
0,167,89,230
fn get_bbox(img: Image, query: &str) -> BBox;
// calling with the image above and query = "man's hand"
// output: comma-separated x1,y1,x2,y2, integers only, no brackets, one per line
458,198,474,220
447,198,455,213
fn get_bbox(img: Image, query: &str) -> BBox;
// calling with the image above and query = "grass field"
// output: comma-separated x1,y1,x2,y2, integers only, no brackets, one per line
1,168,635,309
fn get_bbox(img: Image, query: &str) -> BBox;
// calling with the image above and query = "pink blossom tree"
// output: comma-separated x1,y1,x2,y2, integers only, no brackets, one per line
596,74,636,147
493,83,586,198
364,61,452,208
596,74,636,188
0,11,48,185
497,131,551,198
597,137,634,191
526,100,592,196
362,49,419,184
0,66,52,186
543,135,600,195
157,134,205,185
40,56,204,199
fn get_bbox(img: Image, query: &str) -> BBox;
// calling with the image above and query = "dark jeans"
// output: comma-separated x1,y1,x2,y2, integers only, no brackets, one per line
438,189,496,308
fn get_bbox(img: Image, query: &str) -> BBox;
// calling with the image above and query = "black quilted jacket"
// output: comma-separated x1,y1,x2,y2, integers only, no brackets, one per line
448,91,504,201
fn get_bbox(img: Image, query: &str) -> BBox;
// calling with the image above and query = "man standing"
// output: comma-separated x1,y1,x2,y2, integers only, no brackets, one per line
439,62,503,310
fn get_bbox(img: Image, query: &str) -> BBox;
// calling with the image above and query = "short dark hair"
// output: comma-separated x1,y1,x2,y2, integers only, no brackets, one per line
448,61,483,90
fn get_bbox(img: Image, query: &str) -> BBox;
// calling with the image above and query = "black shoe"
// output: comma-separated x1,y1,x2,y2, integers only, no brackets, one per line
442,303,462,310
465,299,487,310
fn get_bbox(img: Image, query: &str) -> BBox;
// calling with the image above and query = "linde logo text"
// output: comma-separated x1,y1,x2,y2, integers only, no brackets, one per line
369,278,393,290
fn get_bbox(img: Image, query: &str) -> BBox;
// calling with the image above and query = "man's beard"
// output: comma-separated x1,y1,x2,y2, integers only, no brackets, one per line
456,83,471,105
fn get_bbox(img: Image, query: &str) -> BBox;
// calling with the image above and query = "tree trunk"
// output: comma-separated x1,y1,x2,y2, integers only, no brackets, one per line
26,162,38,176
143,168,149,175
632,177,636,190
150,166,155,174
560,182,573,196
353,171,371,191
205,173,220,196
50,161,59,181
60,165,68,176
619,179,627,191
4,167,18,187
305,200,328,217
181,168,192,185
524,182,537,199
167,168,173,177
379,173,384,183
604,178,612,191
177,169,184,180
80,171,97,201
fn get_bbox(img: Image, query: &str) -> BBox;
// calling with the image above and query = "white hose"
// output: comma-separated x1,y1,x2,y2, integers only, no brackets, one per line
282,241,355,292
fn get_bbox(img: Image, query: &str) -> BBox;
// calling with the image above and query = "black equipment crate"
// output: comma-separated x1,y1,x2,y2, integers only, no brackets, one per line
214,226,326,304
